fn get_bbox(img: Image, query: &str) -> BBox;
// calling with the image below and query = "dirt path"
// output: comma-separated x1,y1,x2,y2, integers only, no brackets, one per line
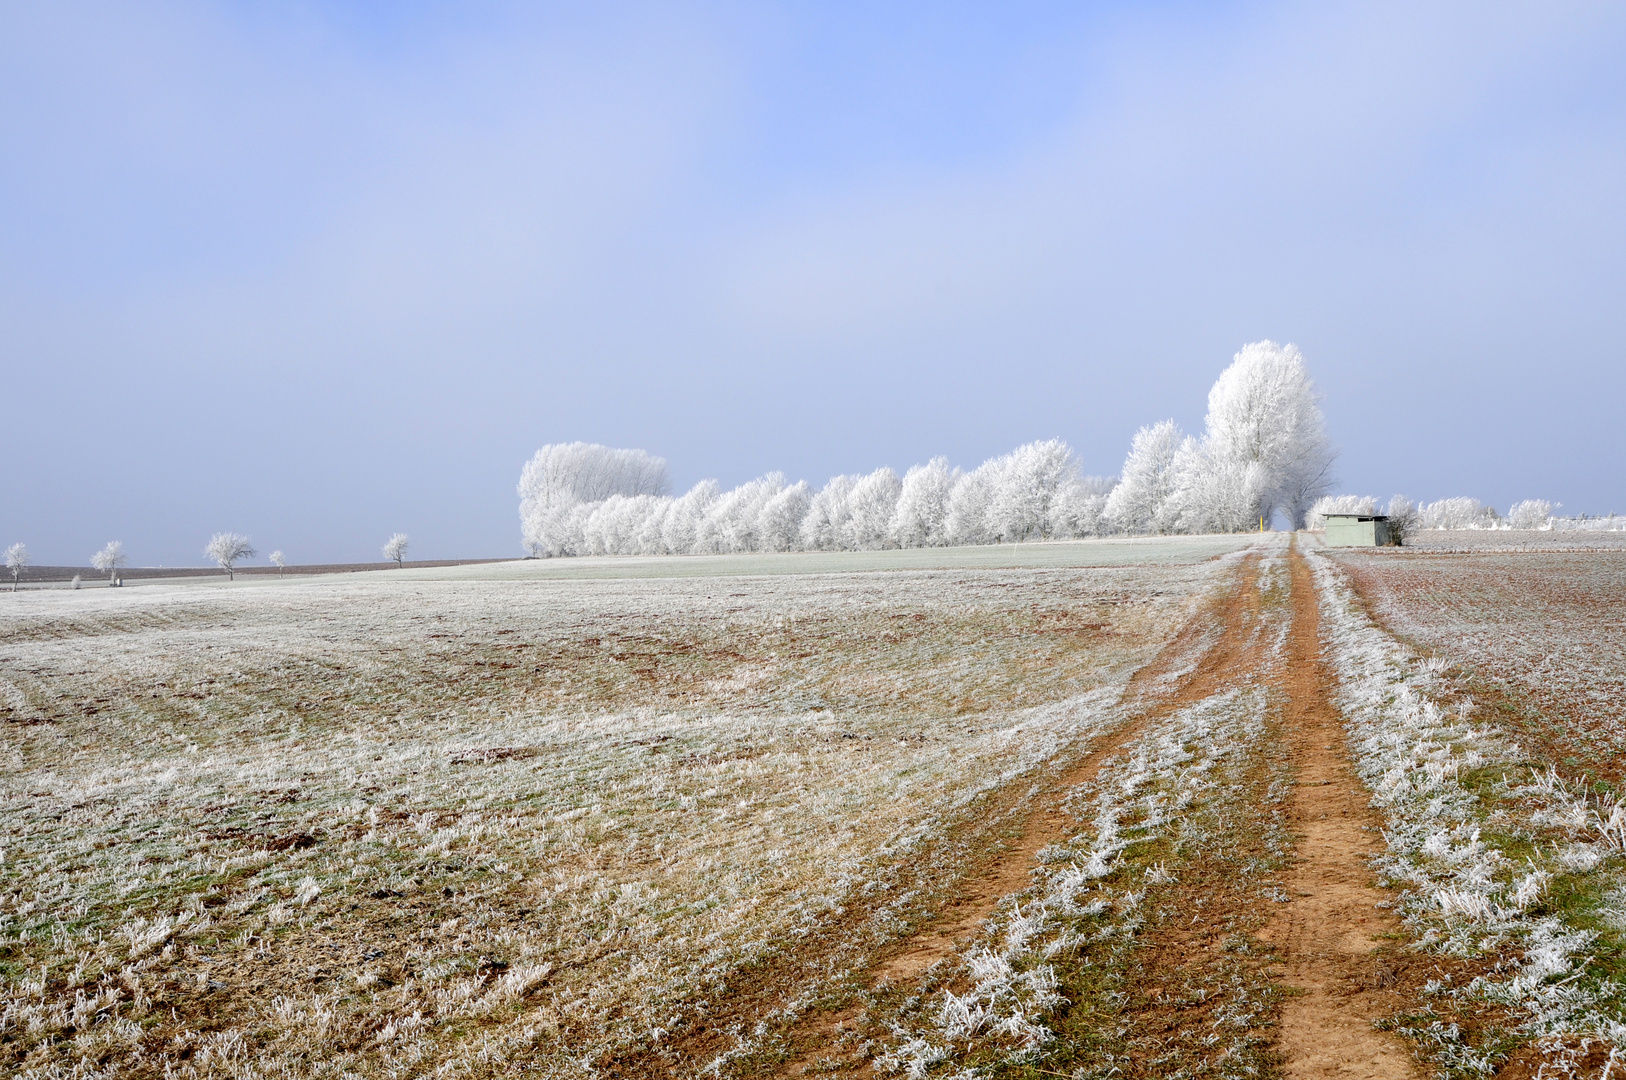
1263,542,1415,1078
775,552,1274,1075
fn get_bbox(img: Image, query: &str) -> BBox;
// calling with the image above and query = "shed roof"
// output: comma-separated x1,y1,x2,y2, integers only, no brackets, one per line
1324,514,1389,522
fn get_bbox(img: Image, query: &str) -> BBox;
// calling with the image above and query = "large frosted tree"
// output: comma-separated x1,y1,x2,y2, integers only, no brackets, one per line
1195,341,1335,528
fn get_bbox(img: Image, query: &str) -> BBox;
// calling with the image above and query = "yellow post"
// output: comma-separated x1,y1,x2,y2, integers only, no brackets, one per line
1259,516,1264,533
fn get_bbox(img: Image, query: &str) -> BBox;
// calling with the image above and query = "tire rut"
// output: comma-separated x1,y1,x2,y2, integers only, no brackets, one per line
775,551,1272,1076
1262,541,1416,1078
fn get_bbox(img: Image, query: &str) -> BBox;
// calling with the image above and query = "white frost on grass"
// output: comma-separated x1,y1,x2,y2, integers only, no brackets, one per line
0,554,1235,1078
874,532,1285,1078
1307,544,1626,1053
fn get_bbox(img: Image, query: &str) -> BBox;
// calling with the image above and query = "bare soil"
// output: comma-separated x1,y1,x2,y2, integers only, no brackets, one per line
770,553,1287,1076
769,546,1426,1079
1265,546,1416,1078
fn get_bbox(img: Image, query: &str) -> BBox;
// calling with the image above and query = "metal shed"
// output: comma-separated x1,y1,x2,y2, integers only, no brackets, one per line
1322,514,1397,547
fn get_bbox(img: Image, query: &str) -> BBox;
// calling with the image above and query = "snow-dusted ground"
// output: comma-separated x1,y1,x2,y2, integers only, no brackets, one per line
1310,545,1626,1072
1395,529,1626,553
1334,549,1626,773
0,538,1247,1078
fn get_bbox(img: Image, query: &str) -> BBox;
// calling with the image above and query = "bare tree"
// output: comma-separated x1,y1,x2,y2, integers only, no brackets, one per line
5,543,27,591
91,541,128,582
205,532,255,580
270,550,286,577
383,533,410,567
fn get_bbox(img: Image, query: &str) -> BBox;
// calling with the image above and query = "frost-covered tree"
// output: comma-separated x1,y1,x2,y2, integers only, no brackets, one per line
1055,474,1117,538
987,440,1085,541
801,475,859,551
844,468,903,549
383,533,410,567
1418,497,1499,530
91,541,128,581
1385,496,1418,544
759,481,813,552
5,543,27,591
632,497,673,555
1508,499,1558,530
693,475,777,553
586,495,669,556
890,457,960,547
1172,449,1269,534
1305,494,1378,530
270,550,287,576
662,480,719,555
518,443,669,556
205,532,255,580
1195,341,1336,528
518,443,668,508
946,462,1000,544
1105,421,1186,533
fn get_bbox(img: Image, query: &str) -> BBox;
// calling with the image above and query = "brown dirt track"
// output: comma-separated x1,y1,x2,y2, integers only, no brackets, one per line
758,544,1421,1078
1266,546,1414,1078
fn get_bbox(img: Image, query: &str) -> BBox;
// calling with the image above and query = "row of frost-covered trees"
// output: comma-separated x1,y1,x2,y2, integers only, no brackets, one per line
518,341,1342,557
1305,495,1615,535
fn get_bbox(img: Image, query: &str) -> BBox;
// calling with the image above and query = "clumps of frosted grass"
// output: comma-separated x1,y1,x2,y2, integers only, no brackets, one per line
875,679,1274,1077
1307,547,1626,1052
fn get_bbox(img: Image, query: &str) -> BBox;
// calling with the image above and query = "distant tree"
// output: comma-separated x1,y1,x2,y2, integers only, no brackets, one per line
383,533,410,567
91,540,128,581
5,543,27,591
1386,496,1419,543
1418,497,1498,530
1171,449,1269,534
584,495,665,556
1054,474,1117,538
988,440,1084,541
205,532,255,580
890,457,959,547
945,462,1000,545
844,468,903,549
1105,420,1186,533
1508,499,1558,530
759,481,813,552
269,550,287,576
697,474,787,554
661,480,720,556
518,443,669,556
800,475,858,551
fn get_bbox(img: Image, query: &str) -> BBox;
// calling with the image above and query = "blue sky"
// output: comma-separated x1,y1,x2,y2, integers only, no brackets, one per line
3,1,1624,564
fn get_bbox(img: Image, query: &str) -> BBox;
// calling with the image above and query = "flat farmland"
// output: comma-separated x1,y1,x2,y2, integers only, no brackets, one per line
0,539,1250,1079
1333,550,1626,781
13,535,1626,1079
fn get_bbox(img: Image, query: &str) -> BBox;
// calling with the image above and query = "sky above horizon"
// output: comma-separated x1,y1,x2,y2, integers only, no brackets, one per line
4,1,1624,565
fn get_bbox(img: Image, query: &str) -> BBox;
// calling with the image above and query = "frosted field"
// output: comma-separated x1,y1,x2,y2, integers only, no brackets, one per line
0,537,1251,1078
1323,544,1626,1069
11,533,1626,1079
1395,529,1626,553
1335,550,1626,776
